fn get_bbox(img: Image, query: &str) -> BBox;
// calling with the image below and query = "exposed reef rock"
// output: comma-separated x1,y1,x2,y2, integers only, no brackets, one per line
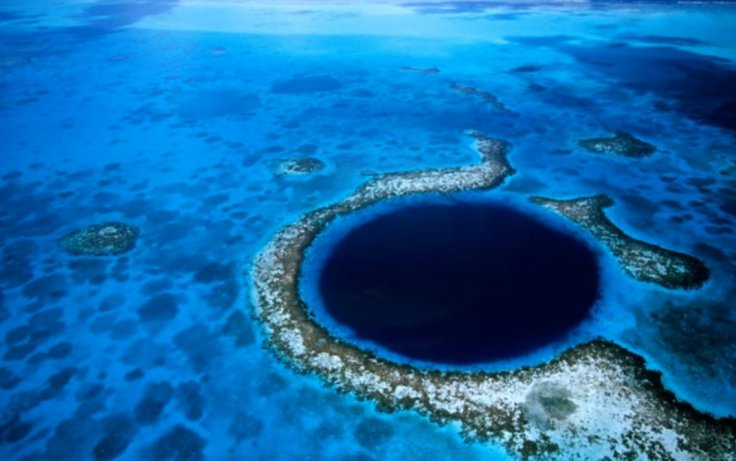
450,83,508,112
251,133,733,460
578,131,657,158
530,195,709,289
275,158,326,177
59,222,139,256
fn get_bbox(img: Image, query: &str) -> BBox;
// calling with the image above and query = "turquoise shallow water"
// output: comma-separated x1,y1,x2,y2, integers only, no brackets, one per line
1,1,735,460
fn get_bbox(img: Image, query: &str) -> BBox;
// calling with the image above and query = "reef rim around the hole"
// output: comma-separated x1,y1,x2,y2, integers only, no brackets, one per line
302,197,604,368
250,132,732,460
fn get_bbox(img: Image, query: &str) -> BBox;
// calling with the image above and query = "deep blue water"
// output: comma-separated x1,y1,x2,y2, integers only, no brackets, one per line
1,1,735,460
319,201,600,364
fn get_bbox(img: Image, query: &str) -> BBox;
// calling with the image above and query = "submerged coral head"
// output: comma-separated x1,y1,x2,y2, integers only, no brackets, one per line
317,201,601,365
59,222,139,256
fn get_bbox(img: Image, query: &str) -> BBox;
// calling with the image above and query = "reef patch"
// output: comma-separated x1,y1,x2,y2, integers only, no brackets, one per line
59,222,139,256
450,83,508,112
530,195,709,289
578,131,657,158
275,158,326,177
401,66,440,74
271,76,342,94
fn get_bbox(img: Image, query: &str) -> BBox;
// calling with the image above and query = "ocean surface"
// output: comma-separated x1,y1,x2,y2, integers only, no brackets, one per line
1,1,735,460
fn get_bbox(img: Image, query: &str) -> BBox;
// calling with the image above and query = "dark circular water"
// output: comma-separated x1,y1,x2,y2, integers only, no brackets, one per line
318,202,601,364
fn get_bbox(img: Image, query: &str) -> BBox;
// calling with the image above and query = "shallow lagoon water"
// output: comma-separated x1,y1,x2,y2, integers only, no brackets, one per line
1,1,735,460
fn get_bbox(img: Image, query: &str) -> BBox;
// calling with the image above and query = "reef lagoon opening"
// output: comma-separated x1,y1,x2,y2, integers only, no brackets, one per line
316,201,602,365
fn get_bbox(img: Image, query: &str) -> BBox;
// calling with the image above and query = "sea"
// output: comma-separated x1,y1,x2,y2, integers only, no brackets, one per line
1,1,735,460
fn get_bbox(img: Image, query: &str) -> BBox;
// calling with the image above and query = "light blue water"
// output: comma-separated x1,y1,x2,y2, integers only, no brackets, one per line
1,1,735,460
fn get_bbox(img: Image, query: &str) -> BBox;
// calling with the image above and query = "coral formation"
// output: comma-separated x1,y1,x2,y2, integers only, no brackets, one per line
401,66,440,74
530,195,709,289
251,132,733,460
578,131,657,158
58,222,139,256
450,83,508,112
276,158,326,176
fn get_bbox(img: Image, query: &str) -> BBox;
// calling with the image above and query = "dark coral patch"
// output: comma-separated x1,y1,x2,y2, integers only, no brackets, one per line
222,310,255,347
271,75,342,94
0,292,7,323
203,279,239,311
0,240,35,287
720,162,736,177
0,414,33,444
175,381,205,421
228,412,264,442
41,367,76,400
124,368,144,382
149,425,206,461
22,274,68,301
46,341,73,359
135,382,174,425
276,157,326,176
59,222,139,256
91,414,137,461
616,34,709,47
193,262,233,284
511,64,542,73
450,82,508,112
68,259,109,284
178,88,259,120
649,301,736,383
354,417,395,449
137,293,179,323
578,131,656,158
174,325,221,373
0,367,21,390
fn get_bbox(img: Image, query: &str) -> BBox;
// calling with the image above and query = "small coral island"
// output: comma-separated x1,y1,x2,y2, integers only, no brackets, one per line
275,157,326,177
578,130,657,158
59,222,139,256
251,132,734,460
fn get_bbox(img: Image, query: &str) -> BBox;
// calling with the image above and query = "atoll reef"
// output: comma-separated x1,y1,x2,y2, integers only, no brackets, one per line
578,131,657,158
58,222,139,256
251,132,733,460
530,195,709,289
275,158,326,177
449,83,509,112
3,2,736,461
